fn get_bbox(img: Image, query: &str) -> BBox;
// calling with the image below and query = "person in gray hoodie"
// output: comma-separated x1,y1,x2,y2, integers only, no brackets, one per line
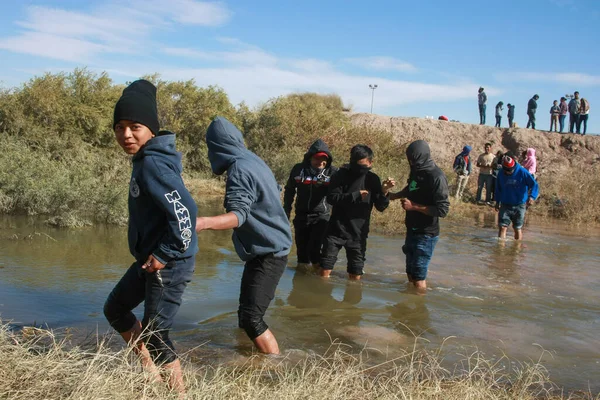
196,117,292,355
103,80,198,394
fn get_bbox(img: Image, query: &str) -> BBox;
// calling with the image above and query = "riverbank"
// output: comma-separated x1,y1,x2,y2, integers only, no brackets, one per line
3,321,595,400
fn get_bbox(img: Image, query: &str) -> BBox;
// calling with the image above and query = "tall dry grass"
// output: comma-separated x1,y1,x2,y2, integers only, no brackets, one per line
1,321,597,400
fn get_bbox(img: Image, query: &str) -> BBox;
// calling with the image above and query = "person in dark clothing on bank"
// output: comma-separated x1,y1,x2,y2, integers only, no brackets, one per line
195,117,292,355
320,145,393,280
526,94,539,129
283,139,338,270
386,140,449,291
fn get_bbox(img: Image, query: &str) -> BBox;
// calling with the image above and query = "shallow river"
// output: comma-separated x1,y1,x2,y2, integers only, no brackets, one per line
0,211,599,392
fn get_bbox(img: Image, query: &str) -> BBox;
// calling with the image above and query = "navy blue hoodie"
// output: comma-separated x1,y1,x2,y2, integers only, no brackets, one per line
128,132,198,264
206,117,292,261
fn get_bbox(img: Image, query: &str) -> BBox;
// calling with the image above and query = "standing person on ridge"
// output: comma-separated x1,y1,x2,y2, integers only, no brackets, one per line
559,97,568,133
385,140,449,291
578,98,590,135
495,101,504,127
103,80,198,394
550,100,560,132
507,103,516,128
478,87,487,125
195,117,292,355
283,139,338,271
526,94,539,129
319,145,393,280
495,155,539,240
453,145,472,201
568,91,581,133
476,143,495,205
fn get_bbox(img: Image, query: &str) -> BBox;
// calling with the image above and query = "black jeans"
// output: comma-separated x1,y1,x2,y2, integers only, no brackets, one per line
526,112,536,129
569,112,579,133
495,116,501,127
238,253,287,339
320,234,367,275
508,117,513,128
476,174,494,202
294,219,328,264
103,258,195,364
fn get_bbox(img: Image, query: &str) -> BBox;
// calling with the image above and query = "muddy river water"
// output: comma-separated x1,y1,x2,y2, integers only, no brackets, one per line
0,211,599,392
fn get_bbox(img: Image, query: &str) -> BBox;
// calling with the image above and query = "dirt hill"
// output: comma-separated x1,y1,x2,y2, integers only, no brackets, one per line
348,113,600,177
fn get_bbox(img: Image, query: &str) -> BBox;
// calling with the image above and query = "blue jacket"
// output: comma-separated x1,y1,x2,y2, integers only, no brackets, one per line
495,164,539,206
129,132,198,264
206,117,292,261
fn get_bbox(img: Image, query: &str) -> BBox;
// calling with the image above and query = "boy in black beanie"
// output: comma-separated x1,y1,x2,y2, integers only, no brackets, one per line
103,80,198,393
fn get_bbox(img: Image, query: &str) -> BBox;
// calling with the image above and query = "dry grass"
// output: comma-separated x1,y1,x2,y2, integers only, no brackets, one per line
1,322,597,400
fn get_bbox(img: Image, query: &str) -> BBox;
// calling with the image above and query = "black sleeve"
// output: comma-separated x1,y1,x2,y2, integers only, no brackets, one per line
283,165,299,219
370,174,390,212
327,170,361,205
427,175,450,218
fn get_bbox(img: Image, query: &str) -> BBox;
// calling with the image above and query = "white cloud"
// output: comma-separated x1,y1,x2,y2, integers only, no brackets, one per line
0,2,232,62
163,47,278,66
496,72,600,86
140,0,232,26
0,31,110,63
344,56,418,73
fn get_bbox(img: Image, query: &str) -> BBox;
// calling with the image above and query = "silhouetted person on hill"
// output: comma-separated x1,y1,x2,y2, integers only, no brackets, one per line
478,87,487,125
578,98,590,135
507,104,515,128
559,97,568,133
568,91,581,133
526,95,539,129
550,100,560,132
495,102,504,127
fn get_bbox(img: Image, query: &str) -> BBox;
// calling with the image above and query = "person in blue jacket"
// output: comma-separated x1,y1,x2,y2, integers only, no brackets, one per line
494,155,539,240
103,80,198,393
196,117,292,355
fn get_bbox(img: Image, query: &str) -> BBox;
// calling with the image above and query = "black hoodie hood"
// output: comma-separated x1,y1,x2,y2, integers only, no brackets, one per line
406,140,436,173
303,139,333,168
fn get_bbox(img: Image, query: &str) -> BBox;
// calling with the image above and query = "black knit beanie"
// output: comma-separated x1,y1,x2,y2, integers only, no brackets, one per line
113,80,159,135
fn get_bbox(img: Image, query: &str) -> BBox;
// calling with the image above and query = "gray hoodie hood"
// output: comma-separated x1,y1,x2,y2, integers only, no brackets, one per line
206,117,248,175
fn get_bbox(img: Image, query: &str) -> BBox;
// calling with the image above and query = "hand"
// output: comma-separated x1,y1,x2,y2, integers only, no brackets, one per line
196,217,208,233
527,198,535,206
401,198,413,211
359,190,369,200
381,178,396,193
142,255,165,273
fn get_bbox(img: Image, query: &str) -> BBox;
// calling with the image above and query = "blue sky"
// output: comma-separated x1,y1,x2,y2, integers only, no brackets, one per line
1,0,599,133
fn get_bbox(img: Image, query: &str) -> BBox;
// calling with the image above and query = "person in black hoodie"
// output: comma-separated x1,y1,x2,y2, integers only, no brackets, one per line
283,139,338,270
387,140,449,291
103,80,198,394
320,145,393,280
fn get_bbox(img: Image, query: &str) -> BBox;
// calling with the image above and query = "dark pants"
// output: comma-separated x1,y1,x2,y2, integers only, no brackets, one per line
508,117,514,128
238,253,287,339
479,104,486,125
559,114,566,133
495,116,501,127
294,219,328,264
578,114,588,135
490,177,497,202
526,112,536,129
103,258,195,365
320,234,367,275
569,112,579,133
476,173,494,202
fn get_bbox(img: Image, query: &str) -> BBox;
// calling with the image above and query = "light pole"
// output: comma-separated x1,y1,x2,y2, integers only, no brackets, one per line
369,84,378,113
